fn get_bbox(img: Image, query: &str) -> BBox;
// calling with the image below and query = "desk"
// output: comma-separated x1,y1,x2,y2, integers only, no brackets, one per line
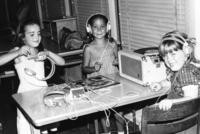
12,73,168,129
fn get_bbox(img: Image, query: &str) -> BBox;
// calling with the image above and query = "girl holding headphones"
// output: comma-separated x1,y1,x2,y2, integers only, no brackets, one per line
0,20,65,134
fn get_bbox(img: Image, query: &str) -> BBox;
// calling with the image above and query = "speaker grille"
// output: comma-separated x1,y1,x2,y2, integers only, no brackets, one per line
121,55,142,80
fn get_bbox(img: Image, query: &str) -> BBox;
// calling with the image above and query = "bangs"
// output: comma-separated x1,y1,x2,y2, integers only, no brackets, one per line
159,40,181,57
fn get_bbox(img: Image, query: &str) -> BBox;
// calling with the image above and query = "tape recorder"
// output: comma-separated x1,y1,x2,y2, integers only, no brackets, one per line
118,49,167,85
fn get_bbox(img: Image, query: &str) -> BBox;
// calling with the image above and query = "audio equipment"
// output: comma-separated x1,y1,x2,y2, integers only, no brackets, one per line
86,13,111,33
24,56,55,81
161,32,192,55
118,50,167,85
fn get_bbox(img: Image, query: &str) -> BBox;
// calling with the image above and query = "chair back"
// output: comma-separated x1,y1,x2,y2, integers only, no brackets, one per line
141,97,200,134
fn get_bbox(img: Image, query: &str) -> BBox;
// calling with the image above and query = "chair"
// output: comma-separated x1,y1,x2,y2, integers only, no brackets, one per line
141,97,200,134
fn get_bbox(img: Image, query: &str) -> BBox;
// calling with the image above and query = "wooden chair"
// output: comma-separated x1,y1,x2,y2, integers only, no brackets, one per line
141,97,200,134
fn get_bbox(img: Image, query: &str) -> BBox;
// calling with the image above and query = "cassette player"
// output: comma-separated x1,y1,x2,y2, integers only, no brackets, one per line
118,49,167,85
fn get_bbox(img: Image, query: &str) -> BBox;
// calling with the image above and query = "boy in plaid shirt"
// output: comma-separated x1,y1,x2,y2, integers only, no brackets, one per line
151,31,199,110
133,31,200,130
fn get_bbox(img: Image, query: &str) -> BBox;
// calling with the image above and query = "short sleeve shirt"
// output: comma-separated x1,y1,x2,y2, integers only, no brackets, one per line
167,63,200,99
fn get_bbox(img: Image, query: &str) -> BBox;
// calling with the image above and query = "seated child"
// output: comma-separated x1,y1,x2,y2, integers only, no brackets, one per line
134,30,200,130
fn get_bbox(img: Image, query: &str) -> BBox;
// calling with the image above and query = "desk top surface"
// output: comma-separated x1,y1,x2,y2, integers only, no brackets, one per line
12,73,168,127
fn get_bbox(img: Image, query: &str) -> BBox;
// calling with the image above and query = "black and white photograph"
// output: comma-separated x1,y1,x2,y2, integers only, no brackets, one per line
0,0,200,134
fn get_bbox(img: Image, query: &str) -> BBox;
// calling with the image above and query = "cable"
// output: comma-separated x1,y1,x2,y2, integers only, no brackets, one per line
84,88,132,134
40,57,55,81
87,98,131,134
61,83,136,133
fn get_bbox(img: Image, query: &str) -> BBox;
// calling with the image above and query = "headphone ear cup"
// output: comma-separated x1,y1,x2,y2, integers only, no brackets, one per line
86,24,92,33
106,21,111,32
183,43,192,55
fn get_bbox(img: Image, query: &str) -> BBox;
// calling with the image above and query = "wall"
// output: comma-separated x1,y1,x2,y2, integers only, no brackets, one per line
185,0,200,42
0,0,18,29
0,0,39,31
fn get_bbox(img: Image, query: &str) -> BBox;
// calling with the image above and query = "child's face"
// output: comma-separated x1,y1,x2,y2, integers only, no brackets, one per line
91,18,107,39
163,49,187,71
23,24,41,48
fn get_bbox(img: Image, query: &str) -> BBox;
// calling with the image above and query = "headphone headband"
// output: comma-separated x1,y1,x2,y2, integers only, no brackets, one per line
86,13,111,33
161,32,188,47
161,31,192,55
161,37,187,46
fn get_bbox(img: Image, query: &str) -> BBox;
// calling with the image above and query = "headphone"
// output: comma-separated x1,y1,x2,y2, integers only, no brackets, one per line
24,56,55,81
86,13,111,34
161,31,192,55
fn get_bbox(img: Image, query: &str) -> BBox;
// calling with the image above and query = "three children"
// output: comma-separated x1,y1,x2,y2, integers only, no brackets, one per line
1,12,199,134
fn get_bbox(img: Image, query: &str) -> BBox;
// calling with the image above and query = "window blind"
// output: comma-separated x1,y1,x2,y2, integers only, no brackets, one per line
118,0,186,50
74,0,109,35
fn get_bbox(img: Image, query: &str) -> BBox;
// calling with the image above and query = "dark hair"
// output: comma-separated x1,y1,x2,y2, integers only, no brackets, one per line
86,13,114,43
159,31,188,57
87,14,108,27
17,19,44,51
20,19,40,36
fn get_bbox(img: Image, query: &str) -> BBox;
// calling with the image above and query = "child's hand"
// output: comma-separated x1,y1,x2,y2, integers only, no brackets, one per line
19,46,31,56
158,99,173,111
94,62,102,72
36,51,49,61
149,82,162,92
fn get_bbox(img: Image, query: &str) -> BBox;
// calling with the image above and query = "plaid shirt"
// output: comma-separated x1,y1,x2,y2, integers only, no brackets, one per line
167,63,200,99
